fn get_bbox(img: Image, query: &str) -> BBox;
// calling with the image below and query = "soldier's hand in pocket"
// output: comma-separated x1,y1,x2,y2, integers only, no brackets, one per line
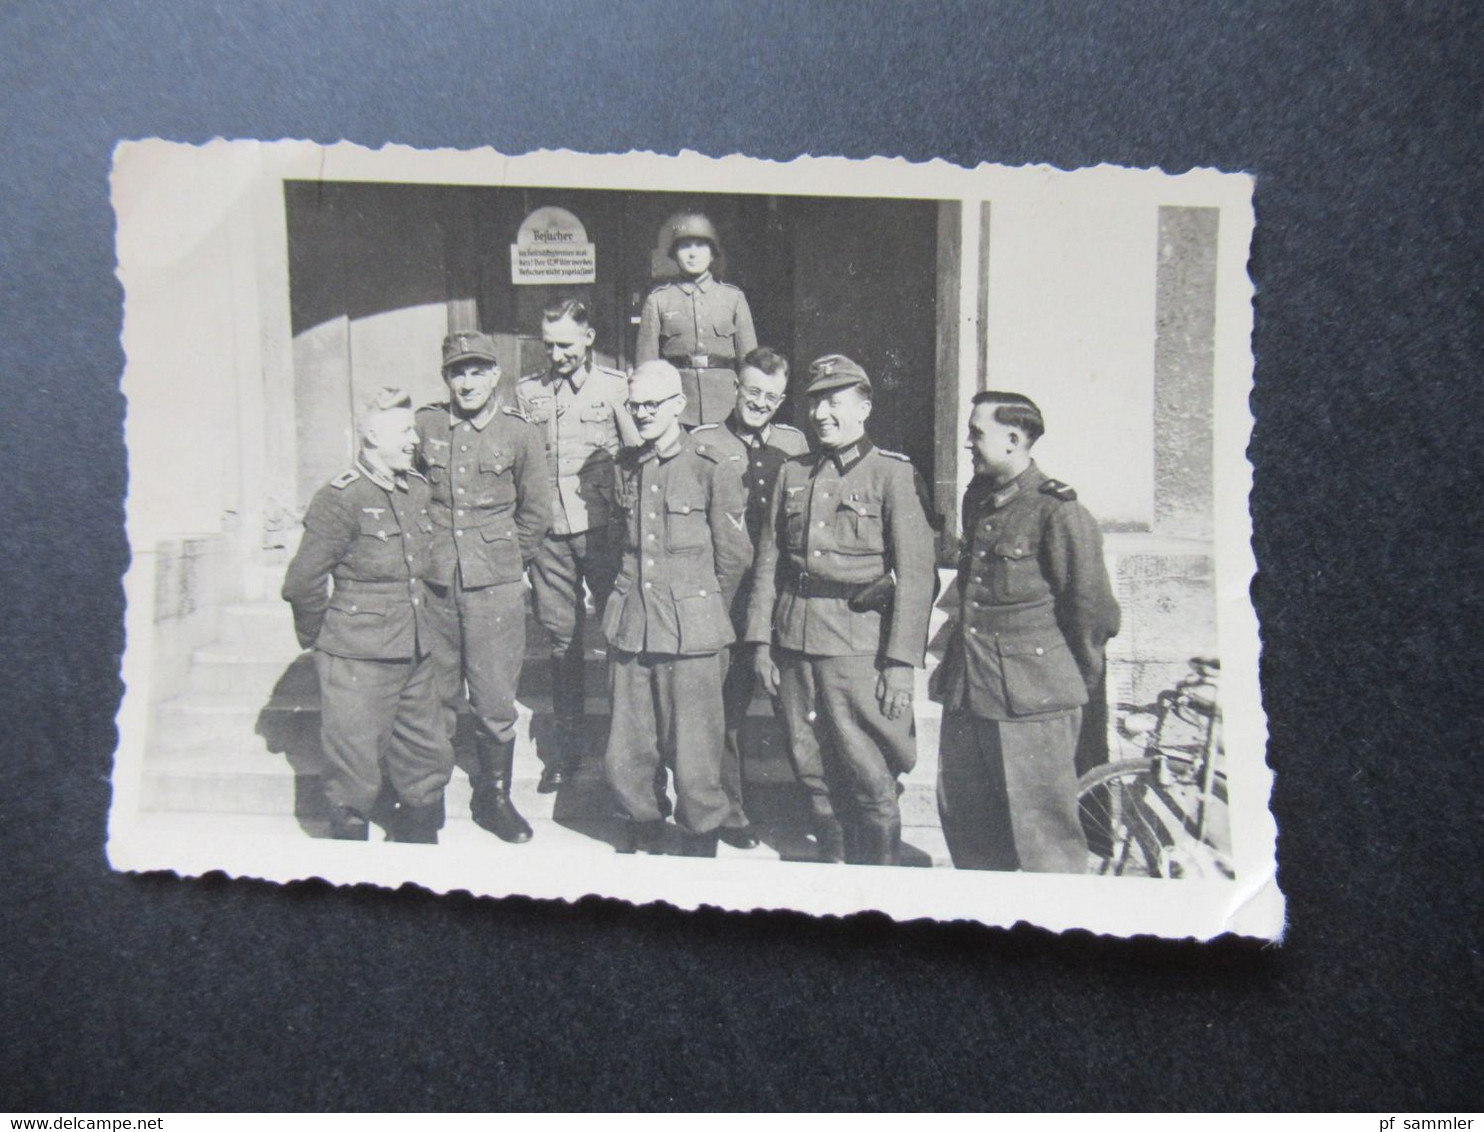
877,662,914,721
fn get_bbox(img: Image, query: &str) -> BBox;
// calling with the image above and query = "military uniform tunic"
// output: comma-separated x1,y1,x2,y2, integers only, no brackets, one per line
744,437,936,861
601,430,751,834
691,414,811,828
415,399,552,746
515,361,633,723
281,460,452,818
932,461,1121,873
636,275,757,427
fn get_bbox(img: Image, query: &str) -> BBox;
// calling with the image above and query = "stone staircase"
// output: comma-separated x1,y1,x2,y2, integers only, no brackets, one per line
139,569,952,866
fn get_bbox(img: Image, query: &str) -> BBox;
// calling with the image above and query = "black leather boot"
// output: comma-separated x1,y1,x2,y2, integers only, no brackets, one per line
474,736,533,844
677,830,719,858
621,818,670,855
855,821,899,867
394,795,444,845
538,714,580,793
813,814,846,863
328,806,369,841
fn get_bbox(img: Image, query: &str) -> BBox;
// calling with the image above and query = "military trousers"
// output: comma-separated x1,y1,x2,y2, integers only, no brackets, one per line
422,574,527,746
937,708,1088,874
314,650,453,817
605,649,730,835
776,650,917,852
530,527,619,719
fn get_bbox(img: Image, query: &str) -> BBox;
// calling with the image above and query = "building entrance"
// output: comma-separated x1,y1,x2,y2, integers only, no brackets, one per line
284,182,942,513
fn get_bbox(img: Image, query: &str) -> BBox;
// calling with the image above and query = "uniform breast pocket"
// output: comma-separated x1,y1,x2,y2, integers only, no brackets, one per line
712,314,736,340
665,495,709,553
475,452,517,507
521,396,553,425
992,539,1044,602
581,404,615,446
423,455,447,485
357,514,399,541
835,498,884,554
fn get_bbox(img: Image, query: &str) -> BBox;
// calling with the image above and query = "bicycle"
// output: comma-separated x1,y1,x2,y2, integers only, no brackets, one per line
1077,657,1233,880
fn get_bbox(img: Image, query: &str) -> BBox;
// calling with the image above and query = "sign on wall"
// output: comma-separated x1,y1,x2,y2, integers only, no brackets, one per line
511,206,596,284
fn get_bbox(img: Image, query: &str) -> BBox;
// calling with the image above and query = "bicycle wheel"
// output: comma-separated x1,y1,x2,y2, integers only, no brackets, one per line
1077,758,1173,878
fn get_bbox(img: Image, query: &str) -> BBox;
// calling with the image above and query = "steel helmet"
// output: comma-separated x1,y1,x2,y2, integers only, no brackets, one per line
664,211,721,257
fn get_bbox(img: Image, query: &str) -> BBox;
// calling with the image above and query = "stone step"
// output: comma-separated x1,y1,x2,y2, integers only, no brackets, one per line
140,709,944,826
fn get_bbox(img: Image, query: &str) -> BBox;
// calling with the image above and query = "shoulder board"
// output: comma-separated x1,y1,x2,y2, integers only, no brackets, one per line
716,280,742,292
405,469,427,482
594,365,628,381
691,423,720,434
501,405,530,422
330,469,361,489
416,401,448,414
772,422,802,433
518,372,546,385
1040,479,1078,501
876,448,912,463
693,442,722,464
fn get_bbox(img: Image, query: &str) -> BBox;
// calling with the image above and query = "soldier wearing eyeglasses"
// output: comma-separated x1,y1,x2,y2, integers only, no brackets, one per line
602,360,752,856
690,347,809,848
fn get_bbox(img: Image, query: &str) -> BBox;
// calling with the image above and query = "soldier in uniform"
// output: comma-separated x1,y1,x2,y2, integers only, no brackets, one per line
603,360,752,856
515,298,640,791
930,391,1121,873
282,388,452,844
416,331,552,843
636,211,758,429
690,347,810,849
746,356,936,865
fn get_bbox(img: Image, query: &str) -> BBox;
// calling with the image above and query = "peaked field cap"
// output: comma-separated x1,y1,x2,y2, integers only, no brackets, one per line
442,330,500,368
804,354,871,396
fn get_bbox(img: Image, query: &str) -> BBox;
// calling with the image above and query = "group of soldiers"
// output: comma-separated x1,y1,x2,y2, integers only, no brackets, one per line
282,211,1121,870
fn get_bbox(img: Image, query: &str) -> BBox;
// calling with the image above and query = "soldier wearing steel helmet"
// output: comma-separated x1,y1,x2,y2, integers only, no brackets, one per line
636,210,758,429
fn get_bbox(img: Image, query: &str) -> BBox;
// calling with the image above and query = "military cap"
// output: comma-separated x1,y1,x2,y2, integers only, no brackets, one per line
804,354,871,397
442,330,500,369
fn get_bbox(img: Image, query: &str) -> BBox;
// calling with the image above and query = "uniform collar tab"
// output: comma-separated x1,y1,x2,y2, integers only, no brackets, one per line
357,456,405,492
820,434,873,472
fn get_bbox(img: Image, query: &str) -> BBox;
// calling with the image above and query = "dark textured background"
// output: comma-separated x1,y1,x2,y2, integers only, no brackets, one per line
1,0,1479,1112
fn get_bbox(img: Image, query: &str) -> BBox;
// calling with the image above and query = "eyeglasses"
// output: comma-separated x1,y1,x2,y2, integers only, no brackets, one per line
739,388,786,409
626,393,680,416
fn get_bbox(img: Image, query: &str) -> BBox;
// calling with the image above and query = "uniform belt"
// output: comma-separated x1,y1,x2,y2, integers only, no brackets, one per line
664,352,736,370
332,578,412,593
785,570,863,601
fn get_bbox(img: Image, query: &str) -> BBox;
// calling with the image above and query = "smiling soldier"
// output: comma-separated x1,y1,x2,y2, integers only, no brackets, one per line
602,360,751,856
930,391,1121,873
416,331,551,843
690,347,809,848
745,355,936,865
515,300,640,793
282,388,453,844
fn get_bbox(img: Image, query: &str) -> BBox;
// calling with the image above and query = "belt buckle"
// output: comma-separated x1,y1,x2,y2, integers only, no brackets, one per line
693,352,710,369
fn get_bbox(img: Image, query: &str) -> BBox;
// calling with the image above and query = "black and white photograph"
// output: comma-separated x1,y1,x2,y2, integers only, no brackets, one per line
109,142,1275,939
